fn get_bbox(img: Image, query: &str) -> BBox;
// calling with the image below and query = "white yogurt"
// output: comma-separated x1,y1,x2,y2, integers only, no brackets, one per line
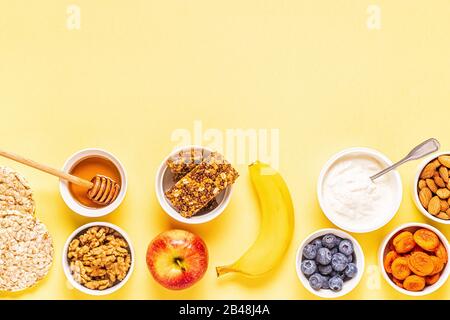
320,151,401,232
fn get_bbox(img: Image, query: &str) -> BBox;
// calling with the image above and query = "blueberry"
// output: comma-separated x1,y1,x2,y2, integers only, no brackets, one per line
330,247,338,255
308,273,323,291
338,239,354,256
301,259,317,277
303,244,318,260
331,253,348,272
330,270,338,277
322,234,337,249
321,276,330,289
335,236,343,246
329,276,344,292
318,264,333,275
344,263,358,278
311,238,323,249
346,254,353,263
316,247,332,265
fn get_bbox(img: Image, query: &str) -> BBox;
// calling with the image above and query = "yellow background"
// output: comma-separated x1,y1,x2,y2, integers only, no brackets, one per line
0,0,449,300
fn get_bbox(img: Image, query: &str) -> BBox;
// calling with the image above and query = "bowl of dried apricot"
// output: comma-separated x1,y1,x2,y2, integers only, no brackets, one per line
379,223,449,296
414,152,450,224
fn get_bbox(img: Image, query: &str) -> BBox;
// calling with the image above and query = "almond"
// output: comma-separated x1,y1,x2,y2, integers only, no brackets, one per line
419,188,432,208
421,163,437,179
426,179,438,193
418,179,427,189
433,159,442,167
428,196,442,215
439,166,449,183
437,212,450,220
438,156,450,168
436,188,450,199
434,175,446,188
441,200,449,211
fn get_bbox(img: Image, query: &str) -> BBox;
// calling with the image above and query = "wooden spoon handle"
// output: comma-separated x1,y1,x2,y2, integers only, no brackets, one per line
0,149,93,189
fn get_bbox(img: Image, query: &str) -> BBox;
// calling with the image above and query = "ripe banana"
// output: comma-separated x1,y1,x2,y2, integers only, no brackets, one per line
216,161,295,277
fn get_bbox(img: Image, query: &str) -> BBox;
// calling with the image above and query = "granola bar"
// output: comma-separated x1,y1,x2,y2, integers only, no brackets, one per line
197,197,219,215
168,149,217,211
165,152,238,217
167,148,204,181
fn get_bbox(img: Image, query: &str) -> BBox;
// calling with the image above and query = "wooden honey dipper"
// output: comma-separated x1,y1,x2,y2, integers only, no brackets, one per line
0,150,120,205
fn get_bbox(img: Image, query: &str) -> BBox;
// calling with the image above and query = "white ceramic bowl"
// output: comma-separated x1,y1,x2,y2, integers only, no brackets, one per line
62,222,135,296
155,145,233,224
379,222,450,296
412,151,450,225
296,228,365,298
317,147,403,233
59,148,127,217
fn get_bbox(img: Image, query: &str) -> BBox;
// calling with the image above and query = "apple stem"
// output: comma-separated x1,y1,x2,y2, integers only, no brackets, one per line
175,258,186,271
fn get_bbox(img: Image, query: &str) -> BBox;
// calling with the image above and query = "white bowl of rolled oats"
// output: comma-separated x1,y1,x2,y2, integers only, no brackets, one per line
62,222,134,296
155,145,238,225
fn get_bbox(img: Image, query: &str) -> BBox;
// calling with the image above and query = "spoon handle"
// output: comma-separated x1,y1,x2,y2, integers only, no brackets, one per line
370,138,440,181
0,149,93,188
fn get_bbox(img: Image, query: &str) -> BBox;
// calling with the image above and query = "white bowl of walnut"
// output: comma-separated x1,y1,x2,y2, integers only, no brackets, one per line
414,152,450,224
62,222,135,296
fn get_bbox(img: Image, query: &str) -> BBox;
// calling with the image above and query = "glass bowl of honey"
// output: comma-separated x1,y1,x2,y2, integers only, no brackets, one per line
59,148,127,217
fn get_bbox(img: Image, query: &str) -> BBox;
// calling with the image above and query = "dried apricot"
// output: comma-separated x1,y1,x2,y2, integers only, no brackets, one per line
413,229,440,251
384,251,398,273
392,277,403,288
393,231,415,254
430,256,445,275
391,257,411,280
403,275,426,291
435,243,448,263
412,245,425,254
425,273,440,285
408,252,434,276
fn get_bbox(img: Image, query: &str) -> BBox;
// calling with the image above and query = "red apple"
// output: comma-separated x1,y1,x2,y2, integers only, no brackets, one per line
146,229,208,290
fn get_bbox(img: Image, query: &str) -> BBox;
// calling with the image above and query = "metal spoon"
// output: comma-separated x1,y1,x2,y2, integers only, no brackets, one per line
370,138,440,181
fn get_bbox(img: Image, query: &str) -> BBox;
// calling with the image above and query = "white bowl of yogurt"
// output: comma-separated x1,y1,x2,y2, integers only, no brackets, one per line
317,147,403,233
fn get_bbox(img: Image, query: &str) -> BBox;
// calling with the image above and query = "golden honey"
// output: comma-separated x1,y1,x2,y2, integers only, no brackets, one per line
69,157,121,208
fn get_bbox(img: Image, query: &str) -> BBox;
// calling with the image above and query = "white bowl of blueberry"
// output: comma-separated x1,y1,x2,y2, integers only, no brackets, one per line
296,228,365,298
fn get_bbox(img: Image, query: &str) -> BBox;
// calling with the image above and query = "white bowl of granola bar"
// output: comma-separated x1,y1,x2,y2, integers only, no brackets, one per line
155,145,238,224
62,222,134,296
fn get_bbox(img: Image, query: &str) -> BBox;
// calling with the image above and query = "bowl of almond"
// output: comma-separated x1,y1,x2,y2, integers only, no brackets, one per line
414,152,450,224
